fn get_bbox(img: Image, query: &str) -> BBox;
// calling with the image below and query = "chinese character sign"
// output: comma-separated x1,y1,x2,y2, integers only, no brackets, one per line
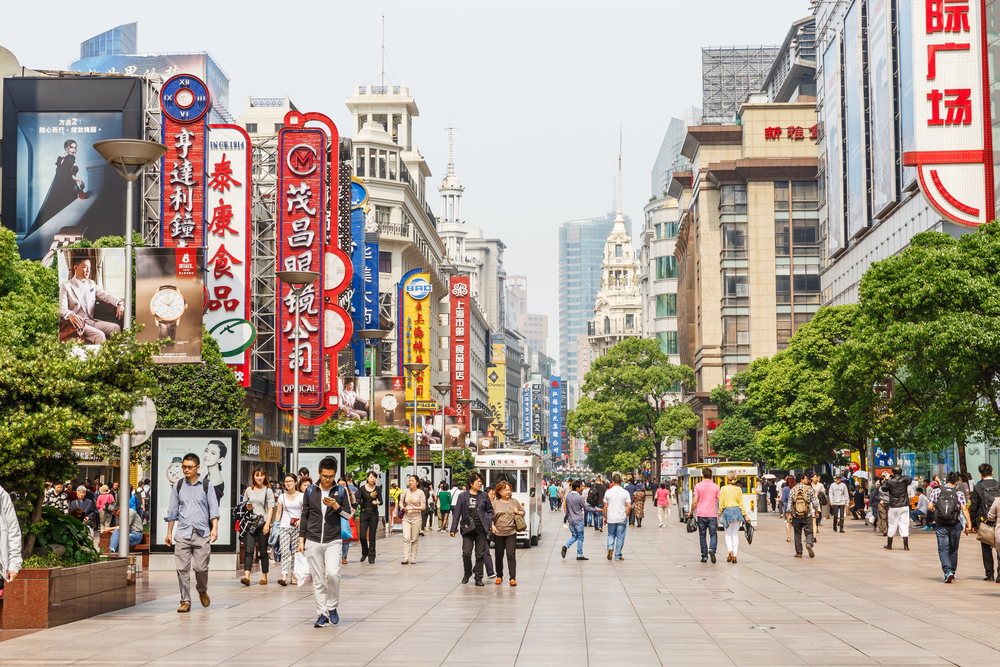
206,125,253,387
903,0,994,226
159,75,211,248
549,377,562,458
350,180,368,375
450,277,471,410
277,127,325,410
403,273,432,412
521,384,532,441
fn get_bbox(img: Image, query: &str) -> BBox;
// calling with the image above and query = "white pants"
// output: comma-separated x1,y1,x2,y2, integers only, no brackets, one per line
887,506,909,538
724,521,741,556
657,505,669,525
402,516,421,561
305,539,342,616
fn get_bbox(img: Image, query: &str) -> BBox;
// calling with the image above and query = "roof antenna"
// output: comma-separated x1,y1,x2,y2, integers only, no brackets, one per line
617,125,623,216
445,124,456,176
381,14,385,90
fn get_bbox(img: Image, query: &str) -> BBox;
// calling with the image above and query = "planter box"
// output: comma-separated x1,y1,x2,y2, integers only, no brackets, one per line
0,558,135,629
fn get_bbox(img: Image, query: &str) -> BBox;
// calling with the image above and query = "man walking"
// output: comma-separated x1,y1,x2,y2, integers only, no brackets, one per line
882,466,913,551
969,463,1000,581
787,473,818,558
165,452,219,613
828,474,850,533
589,475,606,533
299,457,350,626
810,472,827,532
603,474,631,561
689,469,721,563
625,477,637,526
562,480,592,561
1,483,22,591
927,472,972,583
548,482,560,511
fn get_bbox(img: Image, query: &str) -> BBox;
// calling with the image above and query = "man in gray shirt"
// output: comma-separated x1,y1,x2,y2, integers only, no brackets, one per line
561,480,596,561
827,475,850,534
165,452,220,613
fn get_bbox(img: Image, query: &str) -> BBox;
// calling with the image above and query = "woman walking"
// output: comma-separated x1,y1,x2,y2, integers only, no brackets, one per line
491,479,525,586
781,475,795,542
719,471,749,563
356,471,381,564
633,484,647,528
450,472,494,586
241,467,275,586
96,485,116,531
274,474,302,586
437,482,452,533
400,475,426,564
656,482,671,527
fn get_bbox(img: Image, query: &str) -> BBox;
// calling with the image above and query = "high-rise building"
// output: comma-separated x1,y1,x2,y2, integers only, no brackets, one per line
79,22,137,59
761,16,816,103
701,46,780,124
506,275,528,314
640,195,683,363
651,106,700,199
559,211,630,383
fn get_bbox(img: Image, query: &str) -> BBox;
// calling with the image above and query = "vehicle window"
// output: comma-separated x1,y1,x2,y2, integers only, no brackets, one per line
518,469,528,493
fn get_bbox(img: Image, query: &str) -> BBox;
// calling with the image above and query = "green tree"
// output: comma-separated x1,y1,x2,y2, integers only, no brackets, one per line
311,419,411,477
443,449,476,487
567,338,698,475
708,371,762,462
852,224,1000,476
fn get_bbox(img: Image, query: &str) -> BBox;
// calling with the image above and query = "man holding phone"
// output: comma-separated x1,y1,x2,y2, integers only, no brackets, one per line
299,457,352,627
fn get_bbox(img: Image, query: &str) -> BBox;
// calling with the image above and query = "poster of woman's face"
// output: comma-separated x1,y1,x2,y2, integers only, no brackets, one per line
150,430,239,553
13,112,126,262
433,466,453,489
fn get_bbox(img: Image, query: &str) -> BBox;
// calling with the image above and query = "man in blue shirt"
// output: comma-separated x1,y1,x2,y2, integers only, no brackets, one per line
165,452,220,613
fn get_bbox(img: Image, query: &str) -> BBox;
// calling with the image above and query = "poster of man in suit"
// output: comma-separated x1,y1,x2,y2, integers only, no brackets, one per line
57,248,126,345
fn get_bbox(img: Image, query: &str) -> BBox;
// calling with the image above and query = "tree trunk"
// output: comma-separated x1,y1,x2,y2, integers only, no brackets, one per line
23,486,46,556
957,435,969,478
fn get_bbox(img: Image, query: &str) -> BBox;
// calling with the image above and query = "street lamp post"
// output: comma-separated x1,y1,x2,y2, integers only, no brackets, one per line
403,363,428,475
357,329,389,418
276,270,321,475
433,383,452,477
94,138,167,561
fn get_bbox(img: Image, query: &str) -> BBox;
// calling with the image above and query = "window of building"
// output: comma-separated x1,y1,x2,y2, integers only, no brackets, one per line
245,123,257,134
656,293,677,317
416,441,430,462
655,256,678,280
656,331,679,355
274,123,284,132
389,152,397,180
615,244,623,258
655,224,661,239
378,250,392,274
369,151,377,179
777,312,792,350
723,315,750,352
379,150,387,179
662,220,679,238
376,205,391,226
721,223,747,257
356,148,366,178
253,411,268,437
719,184,748,214
722,268,749,305
604,316,611,334
626,314,634,329
439,359,449,373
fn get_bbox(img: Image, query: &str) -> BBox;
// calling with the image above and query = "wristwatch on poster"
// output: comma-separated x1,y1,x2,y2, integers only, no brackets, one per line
381,394,398,423
150,285,188,343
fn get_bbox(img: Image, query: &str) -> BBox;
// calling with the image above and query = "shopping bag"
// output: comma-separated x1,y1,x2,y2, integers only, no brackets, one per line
341,516,357,541
294,551,312,587
744,520,754,545
686,515,698,533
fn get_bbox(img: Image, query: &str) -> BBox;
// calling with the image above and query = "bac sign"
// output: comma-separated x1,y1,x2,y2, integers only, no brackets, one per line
405,277,433,300
902,0,994,227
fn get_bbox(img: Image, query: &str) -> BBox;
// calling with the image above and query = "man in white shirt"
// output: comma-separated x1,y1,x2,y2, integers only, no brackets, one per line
58,256,123,344
602,473,632,562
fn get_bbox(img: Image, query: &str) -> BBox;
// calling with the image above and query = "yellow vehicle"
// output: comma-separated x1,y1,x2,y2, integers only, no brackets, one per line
677,461,759,527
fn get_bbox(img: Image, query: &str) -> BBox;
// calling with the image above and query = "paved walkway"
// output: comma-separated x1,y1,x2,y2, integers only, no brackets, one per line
4,508,1000,667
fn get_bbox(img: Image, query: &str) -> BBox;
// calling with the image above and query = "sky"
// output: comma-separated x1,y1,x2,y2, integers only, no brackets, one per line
2,0,808,360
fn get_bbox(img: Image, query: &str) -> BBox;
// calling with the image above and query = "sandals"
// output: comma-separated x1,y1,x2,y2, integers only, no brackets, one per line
259,575,267,585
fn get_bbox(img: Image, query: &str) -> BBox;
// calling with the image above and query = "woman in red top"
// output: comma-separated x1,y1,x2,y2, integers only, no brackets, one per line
655,482,671,527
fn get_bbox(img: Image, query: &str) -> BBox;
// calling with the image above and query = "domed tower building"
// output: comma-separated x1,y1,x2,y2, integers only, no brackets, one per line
586,164,643,364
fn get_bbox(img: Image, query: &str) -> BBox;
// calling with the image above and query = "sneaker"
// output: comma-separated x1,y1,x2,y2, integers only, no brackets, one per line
922,526,935,530
314,614,330,628
607,548,614,561
577,556,589,561
199,591,210,607
701,558,707,563
806,545,814,558
561,545,567,559
945,572,955,583
328,609,339,624
487,572,496,579
615,557,625,561
709,549,716,564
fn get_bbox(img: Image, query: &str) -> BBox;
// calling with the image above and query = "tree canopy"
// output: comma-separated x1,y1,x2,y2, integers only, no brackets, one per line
311,419,411,478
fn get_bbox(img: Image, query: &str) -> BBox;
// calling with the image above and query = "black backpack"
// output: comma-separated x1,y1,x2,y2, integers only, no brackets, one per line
977,480,1000,521
587,486,598,506
935,486,961,526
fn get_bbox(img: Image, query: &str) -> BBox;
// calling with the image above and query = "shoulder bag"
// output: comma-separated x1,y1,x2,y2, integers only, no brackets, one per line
976,520,995,547
459,500,476,535
514,512,527,532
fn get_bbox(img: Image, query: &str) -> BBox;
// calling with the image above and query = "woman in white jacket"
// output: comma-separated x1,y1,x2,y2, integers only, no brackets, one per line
1,484,23,587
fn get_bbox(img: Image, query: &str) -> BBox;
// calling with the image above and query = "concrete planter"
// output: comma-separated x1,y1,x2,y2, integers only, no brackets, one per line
0,558,135,629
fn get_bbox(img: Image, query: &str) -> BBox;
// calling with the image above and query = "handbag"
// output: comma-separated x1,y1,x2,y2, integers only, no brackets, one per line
514,513,527,532
341,515,357,541
686,515,698,533
459,512,475,536
976,520,995,547
744,520,755,545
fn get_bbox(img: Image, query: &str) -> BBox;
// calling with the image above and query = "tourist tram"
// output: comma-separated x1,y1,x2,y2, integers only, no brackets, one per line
677,461,759,527
476,449,543,547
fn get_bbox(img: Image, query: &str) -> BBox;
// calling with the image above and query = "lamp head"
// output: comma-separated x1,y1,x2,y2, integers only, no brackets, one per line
93,139,167,181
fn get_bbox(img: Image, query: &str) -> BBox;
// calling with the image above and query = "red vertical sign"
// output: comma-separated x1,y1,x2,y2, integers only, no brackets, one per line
450,276,471,411
160,75,210,248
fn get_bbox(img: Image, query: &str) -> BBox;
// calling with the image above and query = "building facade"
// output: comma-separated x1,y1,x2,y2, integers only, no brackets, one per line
586,207,642,360
651,107,700,200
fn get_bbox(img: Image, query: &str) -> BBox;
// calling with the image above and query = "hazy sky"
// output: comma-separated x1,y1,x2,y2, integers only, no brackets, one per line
2,0,808,360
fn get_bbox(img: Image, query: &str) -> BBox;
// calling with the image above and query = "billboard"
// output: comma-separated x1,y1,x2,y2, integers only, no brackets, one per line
824,35,845,256
402,272,433,412
549,377,562,457
373,376,406,427
57,247,125,345
350,180,367,374
868,0,898,217
844,2,869,239
897,0,917,187
488,342,507,443
135,247,204,363
444,414,467,450
338,377,371,420
149,429,240,553
450,276,471,408
2,77,143,262
160,75,210,249
206,125,253,386
521,383,533,441
902,0,994,226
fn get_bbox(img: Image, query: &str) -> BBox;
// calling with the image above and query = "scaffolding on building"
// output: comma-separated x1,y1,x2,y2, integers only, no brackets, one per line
701,46,781,124
139,75,163,247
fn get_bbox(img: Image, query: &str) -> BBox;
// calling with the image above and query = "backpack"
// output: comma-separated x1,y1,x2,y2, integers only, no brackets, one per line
587,486,598,507
175,477,212,496
792,486,811,518
935,486,961,526
978,480,1000,520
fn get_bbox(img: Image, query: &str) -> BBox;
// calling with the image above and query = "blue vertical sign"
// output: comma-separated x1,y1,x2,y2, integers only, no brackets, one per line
549,377,562,457
522,385,532,441
364,242,379,329
349,178,368,375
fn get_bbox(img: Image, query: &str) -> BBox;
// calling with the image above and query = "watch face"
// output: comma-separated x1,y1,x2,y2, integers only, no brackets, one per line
151,290,185,320
381,395,397,411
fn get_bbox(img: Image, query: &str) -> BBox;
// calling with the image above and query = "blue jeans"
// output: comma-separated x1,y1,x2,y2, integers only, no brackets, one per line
697,517,718,558
606,522,626,559
585,511,593,526
549,496,559,510
935,523,962,574
565,521,585,556
593,505,604,530
910,509,926,524
342,539,350,560
110,530,142,552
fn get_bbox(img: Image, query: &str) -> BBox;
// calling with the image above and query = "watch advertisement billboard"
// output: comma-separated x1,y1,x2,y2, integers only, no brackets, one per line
57,247,125,345
867,0,898,217
149,429,239,553
338,377,371,421
844,2,869,239
206,125,253,387
373,376,405,427
444,414,467,450
135,247,204,363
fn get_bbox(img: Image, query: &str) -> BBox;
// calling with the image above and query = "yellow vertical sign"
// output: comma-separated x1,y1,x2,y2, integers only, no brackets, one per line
403,273,432,431
489,342,506,443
